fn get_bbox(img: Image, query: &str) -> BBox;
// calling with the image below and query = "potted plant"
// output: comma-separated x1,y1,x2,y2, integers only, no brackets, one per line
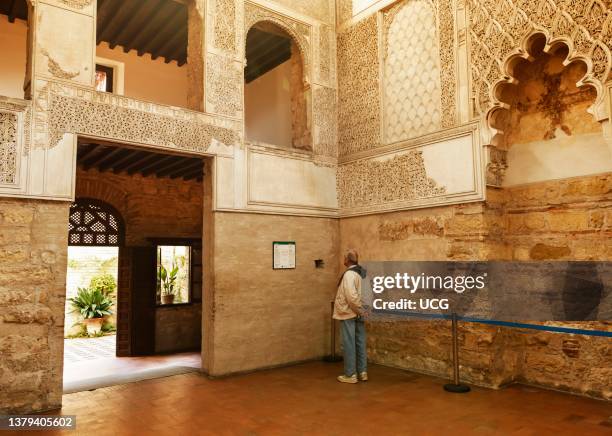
68,287,114,335
158,264,179,304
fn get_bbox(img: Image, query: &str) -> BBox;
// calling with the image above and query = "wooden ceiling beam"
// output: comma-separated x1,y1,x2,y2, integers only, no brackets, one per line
154,28,185,61
182,166,204,180
121,153,159,174
106,1,146,50
137,155,178,176
130,3,172,52
142,7,185,59
98,149,134,172
162,159,202,178
76,143,100,162
81,146,114,170
8,0,17,23
247,38,290,70
94,148,129,171
120,0,163,53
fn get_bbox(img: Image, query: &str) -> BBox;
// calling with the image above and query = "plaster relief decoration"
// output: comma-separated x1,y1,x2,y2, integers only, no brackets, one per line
57,0,93,9
338,14,380,156
312,85,338,157
41,49,80,80
244,2,312,83
383,0,443,143
272,0,333,24
213,0,237,52
0,98,31,188
0,112,19,185
35,82,237,153
467,0,612,120
318,25,332,84
206,53,242,118
337,123,485,216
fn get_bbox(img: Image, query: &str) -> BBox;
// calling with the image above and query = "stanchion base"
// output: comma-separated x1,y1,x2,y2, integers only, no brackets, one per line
443,383,471,393
323,355,343,362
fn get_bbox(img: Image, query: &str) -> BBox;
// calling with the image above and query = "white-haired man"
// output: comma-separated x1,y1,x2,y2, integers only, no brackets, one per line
333,249,367,383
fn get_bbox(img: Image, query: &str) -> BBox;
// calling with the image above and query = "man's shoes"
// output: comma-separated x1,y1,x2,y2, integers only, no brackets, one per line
337,374,358,384
358,372,368,381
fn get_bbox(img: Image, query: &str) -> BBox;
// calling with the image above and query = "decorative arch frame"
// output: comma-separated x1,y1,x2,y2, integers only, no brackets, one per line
243,3,312,85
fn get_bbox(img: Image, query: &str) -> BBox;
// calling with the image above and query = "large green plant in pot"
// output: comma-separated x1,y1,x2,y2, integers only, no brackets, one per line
158,264,179,304
68,287,114,335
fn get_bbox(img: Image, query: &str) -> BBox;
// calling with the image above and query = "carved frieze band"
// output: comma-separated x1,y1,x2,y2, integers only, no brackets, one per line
35,82,238,153
468,0,612,118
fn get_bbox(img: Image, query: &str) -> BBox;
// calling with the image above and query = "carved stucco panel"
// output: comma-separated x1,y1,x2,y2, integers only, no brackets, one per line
34,82,238,153
0,112,19,185
338,14,380,156
312,85,338,158
213,0,237,52
467,0,612,119
206,53,242,118
337,152,446,209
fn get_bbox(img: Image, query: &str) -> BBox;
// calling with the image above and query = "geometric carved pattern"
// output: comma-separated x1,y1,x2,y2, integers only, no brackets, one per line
206,53,242,118
337,152,446,209
0,111,18,185
383,0,442,143
468,0,612,118
338,14,380,156
313,86,338,157
68,199,123,246
436,0,458,128
213,0,236,52
318,25,332,84
41,85,237,152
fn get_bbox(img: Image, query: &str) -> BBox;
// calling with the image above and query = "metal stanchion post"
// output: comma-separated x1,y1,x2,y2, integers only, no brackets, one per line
443,312,470,393
324,301,342,362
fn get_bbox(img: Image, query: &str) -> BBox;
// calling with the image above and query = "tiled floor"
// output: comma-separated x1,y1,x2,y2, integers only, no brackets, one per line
30,362,612,435
63,336,116,363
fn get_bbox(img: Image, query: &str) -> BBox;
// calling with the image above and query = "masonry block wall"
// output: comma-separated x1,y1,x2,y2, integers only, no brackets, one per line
0,198,69,413
209,212,339,376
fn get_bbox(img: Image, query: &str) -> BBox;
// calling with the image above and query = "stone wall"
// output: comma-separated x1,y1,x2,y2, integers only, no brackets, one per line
0,198,69,414
339,173,612,399
208,212,339,375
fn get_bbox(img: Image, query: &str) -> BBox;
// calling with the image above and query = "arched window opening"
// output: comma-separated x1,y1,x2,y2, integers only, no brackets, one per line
0,0,30,99
244,22,311,150
493,35,610,185
68,198,124,247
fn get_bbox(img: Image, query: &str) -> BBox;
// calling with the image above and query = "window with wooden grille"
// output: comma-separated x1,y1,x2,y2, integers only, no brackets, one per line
68,199,123,246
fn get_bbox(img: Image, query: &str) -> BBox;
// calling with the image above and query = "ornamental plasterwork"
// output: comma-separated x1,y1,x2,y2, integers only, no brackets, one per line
213,0,237,52
338,14,381,156
206,53,242,118
317,25,332,85
312,85,338,158
271,0,333,24
34,82,237,153
383,0,443,143
244,2,312,83
0,112,18,185
41,49,79,80
57,0,92,9
337,151,446,209
467,0,612,119
435,0,458,128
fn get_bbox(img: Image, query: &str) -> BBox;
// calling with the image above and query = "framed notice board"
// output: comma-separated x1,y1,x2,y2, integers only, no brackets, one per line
273,241,296,269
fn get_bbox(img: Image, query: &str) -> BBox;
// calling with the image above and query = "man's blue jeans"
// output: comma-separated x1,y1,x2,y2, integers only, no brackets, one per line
340,317,367,376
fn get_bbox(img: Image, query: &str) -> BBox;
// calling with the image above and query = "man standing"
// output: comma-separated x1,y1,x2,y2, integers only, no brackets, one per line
333,249,368,384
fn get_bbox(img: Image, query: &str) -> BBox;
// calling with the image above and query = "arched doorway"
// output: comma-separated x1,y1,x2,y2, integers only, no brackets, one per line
64,198,124,385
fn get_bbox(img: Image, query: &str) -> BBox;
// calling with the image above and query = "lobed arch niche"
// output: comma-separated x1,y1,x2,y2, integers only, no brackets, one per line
483,32,612,186
243,20,312,151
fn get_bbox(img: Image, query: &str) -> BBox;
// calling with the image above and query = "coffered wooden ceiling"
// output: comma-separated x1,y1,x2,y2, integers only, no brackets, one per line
97,0,188,66
77,141,204,182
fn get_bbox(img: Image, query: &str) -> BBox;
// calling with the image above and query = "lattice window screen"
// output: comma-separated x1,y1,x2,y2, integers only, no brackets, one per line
68,199,123,246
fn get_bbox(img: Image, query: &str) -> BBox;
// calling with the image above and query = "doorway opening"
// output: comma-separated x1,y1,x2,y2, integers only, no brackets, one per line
63,140,207,393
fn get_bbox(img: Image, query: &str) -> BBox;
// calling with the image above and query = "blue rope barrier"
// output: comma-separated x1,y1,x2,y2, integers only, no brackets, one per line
372,309,612,338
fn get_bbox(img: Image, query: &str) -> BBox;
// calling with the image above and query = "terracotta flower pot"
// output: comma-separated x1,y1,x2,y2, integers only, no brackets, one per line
83,317,104,335
161,294,175,305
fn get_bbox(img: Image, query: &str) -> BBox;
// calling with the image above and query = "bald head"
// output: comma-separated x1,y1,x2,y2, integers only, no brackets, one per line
344,248,359,266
